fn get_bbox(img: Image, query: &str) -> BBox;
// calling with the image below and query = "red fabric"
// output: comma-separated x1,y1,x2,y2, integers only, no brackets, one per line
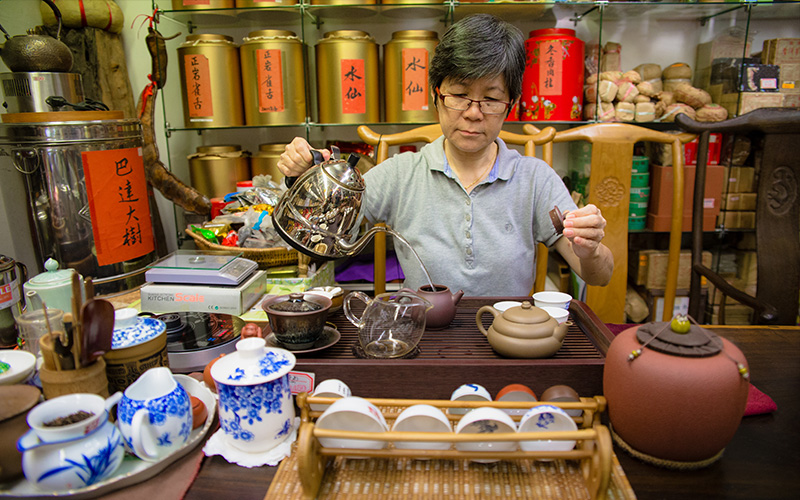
604,323,777,416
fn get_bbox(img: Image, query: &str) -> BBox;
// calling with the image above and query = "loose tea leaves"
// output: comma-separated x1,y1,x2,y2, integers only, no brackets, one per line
44,410,94,427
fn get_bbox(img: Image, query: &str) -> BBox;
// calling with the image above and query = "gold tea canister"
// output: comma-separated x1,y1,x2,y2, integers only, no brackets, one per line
178,34,244,128
316,30,379,124
172,0,234,9
188,145,251,199
251,143,286,184
240,30,306,126
384,30,439,123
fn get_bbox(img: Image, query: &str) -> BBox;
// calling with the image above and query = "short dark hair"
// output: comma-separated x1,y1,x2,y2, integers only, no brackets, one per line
429,14,526,103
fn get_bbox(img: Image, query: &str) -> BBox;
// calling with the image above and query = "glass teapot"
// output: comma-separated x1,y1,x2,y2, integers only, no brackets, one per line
343,290,433,359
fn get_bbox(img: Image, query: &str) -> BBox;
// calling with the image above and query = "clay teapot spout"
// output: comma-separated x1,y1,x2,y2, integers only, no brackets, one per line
553,321,568,343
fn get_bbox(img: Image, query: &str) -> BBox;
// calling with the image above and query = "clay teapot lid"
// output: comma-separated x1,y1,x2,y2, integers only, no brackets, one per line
502,301,551,324
636,321,722,358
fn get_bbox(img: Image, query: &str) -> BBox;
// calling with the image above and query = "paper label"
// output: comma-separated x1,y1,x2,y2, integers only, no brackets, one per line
341,59,366,114
0,280,20,309
539,41,563,96
289,371,315,395
257,49,285,113
401,48,429,111
184,54,214,118
82,147,154,266
703,198,715,209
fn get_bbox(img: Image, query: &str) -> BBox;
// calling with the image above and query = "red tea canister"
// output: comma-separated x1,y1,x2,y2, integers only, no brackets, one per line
520,28,585,121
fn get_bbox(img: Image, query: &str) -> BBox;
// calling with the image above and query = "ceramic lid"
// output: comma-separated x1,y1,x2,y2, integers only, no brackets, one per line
210,337,295,387
112,308,166,349
502,301,551,324
26,258,75,287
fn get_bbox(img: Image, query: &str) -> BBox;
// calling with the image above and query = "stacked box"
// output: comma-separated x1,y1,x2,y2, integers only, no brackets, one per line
695,36,752,89
647,164,723,232
629,155,649,231
719,166,756,228
719,91,784,117
630,249,712,290
762,38,800,66
709,58,779,93
683,133,722,166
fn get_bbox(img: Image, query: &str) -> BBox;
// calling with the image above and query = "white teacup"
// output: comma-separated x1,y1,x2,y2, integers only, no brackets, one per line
116,367,192,462
455,406,518,463
25,393,119,443
310,378,352,412
449,383,492,415
532,291,572,310
518,404,578,455
540,306,570,324
316,396,388,452
391,404,452,453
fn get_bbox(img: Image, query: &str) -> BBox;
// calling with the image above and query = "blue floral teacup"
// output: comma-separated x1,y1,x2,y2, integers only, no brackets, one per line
116,367,192,462
211,337,296,453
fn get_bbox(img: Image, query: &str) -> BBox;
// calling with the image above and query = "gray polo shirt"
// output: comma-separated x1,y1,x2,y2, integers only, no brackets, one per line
362,136,576,296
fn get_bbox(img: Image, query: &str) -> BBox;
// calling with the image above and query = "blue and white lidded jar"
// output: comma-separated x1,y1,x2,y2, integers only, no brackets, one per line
210,337,296,453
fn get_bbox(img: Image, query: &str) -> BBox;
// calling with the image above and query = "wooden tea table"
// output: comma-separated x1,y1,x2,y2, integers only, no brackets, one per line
107,292,800,499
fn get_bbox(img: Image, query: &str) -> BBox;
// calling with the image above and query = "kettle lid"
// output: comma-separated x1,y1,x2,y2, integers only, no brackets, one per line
0,254,14,272
321,152,365,192
26,258,75,286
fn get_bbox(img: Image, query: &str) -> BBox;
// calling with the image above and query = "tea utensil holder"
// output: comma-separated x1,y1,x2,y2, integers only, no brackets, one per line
295,393,612,500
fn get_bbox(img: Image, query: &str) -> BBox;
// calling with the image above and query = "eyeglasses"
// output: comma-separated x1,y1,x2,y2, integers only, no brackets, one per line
436,91,511,115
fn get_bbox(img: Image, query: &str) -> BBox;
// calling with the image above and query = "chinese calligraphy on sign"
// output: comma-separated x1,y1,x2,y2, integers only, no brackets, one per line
402,48,429,111
82,147,154,266
341,59,366,114
538,41,563,96
184,54,213,118
257,49,285,113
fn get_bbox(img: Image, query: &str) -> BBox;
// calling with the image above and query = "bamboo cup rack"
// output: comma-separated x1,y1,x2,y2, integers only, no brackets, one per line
295,393,613,500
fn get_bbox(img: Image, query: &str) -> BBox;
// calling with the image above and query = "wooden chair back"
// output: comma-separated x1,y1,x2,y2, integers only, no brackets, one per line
676,108,800,325
356,124,556,295
524,122,694,323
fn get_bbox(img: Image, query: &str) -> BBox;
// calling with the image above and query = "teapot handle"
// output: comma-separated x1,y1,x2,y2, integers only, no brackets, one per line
343,291,370,328
475,305,499,337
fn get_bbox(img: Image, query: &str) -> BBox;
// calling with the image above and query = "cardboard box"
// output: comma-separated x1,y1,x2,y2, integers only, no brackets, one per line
631,249,712,290
736,250,758,286
720,92,784,117
779,62,799,93
722,193,757,211
784,92,800,108
646,212,716,232
724,166,756,193
683,133,722,166
720,135,752,167
649,163,724,218
718,210,756,229
762,38,800,65
708,58,762,93
696,37,752,72
265,260,335,295
140,270,267,315
739,63,780,92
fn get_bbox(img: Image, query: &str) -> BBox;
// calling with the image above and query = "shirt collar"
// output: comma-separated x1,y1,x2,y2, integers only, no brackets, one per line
431,136,515,184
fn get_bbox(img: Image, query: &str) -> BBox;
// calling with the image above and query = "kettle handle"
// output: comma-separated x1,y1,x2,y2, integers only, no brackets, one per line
475,305,499,337
284,149,327,189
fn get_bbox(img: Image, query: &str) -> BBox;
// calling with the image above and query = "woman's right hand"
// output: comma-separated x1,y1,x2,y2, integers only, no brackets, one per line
277,137,331,178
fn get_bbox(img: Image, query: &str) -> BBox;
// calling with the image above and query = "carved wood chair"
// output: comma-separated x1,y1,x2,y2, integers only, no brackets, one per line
524,123,694,323
356,124,556,295
676,108,800,325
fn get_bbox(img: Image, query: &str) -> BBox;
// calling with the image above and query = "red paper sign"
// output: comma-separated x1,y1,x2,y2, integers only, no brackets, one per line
82,147,154,267
341,59,366,114
257,49,284,113
402,48,429,111
539,41,563,96
183,0,210,5
184,54,214,118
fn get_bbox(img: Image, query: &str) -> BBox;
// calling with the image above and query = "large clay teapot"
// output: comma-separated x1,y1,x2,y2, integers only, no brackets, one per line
475,300,572,358
413,284,464,329
0,0,72,73
476,301,569,358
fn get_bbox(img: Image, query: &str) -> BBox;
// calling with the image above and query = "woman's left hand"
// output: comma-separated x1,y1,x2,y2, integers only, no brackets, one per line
562,204,606,260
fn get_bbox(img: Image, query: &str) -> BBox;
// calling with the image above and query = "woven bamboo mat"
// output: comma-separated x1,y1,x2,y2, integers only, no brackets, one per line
264,449,636,500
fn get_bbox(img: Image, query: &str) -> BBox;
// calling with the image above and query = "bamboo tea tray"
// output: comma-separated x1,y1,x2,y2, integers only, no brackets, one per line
263,394,636,500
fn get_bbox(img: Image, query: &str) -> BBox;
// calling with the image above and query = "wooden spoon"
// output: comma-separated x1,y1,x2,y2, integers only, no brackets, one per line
79,299,115,367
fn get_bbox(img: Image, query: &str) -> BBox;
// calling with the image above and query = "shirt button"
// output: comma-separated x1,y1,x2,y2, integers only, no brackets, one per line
465,214,471,222
466,247,473,256
466,199,471,206
466,230,471,239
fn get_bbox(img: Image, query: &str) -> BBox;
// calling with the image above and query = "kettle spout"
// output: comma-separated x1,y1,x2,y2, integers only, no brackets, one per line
554,322,569,342
335,224,389,256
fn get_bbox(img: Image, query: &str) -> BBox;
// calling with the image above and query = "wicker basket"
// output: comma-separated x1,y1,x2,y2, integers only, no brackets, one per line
184,227,298,269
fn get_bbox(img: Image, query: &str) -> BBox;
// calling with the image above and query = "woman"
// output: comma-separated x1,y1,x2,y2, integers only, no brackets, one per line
278,14,613,296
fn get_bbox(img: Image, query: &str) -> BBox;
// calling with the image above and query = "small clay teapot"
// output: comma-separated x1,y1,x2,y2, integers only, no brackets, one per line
476,301,569,358
411,284,464,329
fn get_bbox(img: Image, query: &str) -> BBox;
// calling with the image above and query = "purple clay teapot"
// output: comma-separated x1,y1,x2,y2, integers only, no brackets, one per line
410,284,464,330
603,316,750,467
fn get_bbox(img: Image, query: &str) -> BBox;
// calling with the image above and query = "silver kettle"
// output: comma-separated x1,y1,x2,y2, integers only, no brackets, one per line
272,146,388,259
